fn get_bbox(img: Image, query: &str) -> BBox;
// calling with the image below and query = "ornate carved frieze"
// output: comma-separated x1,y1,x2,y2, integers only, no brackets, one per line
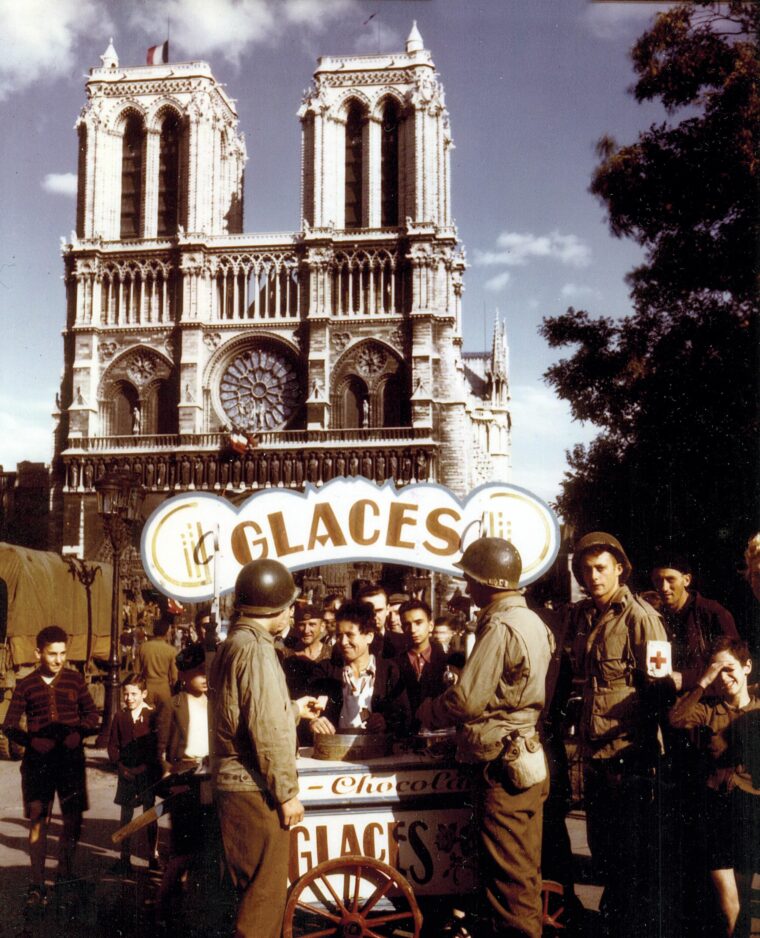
219,348,300,433
316,68,416,89
61,446,433,493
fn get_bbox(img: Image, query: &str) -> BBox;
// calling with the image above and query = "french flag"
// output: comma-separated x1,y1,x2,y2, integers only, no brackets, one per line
146,40,169,65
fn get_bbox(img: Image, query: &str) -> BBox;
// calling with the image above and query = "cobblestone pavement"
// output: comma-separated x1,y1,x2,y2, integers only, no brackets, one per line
0,745,757,937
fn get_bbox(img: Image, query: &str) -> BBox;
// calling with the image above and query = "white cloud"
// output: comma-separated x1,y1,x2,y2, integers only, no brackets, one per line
0,0,107,100
509,383,596,504
354,19,403,54
582,3,662,42
128,0,358,66
475,230,592,269
484,271,511,293
42,173,77,197
560,282,602,301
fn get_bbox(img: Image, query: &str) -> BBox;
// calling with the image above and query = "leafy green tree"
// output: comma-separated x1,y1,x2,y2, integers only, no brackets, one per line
541,1,758,601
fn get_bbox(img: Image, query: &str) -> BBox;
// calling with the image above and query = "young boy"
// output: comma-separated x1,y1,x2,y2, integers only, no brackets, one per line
1,625,99,909
157,643,216,923
669,637,760,937
107,673,163,874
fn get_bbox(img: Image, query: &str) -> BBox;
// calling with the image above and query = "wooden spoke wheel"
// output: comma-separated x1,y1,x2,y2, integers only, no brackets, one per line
283,855,423,938
541,879,567,931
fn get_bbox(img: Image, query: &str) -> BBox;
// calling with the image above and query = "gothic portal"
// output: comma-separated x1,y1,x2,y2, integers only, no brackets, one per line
52,26,511,565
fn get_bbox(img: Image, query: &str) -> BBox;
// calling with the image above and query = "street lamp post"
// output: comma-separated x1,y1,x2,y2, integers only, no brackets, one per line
94,469,145,748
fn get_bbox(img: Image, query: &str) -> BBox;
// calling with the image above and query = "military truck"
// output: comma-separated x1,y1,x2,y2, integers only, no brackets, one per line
0,543,112,758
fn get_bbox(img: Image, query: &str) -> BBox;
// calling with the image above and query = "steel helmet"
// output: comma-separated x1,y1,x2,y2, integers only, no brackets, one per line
234,559,299,615
571,531,632,585
454,537,522,590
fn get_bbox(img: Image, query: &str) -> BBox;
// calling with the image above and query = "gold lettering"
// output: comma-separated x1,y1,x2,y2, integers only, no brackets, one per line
363,822,386,863
423,507,462,556
348,499,380,546
386,502,418,549
307,502,348,550
230,520,268,563
340,824,362,857
268,511,304,557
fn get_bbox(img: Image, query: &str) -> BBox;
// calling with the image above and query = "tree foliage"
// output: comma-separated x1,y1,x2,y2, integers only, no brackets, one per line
541,1,759,599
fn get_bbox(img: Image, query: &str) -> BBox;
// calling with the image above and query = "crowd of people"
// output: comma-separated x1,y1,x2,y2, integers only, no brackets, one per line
1,530,758,938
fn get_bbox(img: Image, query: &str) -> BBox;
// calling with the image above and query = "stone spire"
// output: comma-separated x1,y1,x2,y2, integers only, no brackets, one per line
406,21,424,54
490,312,508,379
100,38,119,69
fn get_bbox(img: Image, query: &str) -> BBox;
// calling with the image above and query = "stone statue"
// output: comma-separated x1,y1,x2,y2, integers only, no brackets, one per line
361,399,370,428
132,405,142,434
283,453,293,487
307,454,319,484
83,460,94,489
145,459,155,489
361,453,373,479
322,454,333,482
194,457,205,488
375,453,386,483
270,453,281,486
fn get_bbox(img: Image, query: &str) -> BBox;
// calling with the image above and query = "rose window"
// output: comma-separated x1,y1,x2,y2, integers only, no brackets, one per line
219,348,300,432
356,346,386,376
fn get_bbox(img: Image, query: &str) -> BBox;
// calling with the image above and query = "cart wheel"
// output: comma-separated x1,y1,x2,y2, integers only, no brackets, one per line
541,879,566,932
283,855,423,938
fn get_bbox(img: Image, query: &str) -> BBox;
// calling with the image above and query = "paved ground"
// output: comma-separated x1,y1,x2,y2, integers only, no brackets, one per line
0,745,756,937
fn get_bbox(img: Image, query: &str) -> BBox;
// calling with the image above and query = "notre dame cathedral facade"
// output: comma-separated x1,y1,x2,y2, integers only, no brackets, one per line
51,24,511,567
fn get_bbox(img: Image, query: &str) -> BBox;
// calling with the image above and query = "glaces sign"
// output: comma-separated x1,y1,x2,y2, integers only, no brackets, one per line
140,478,560,602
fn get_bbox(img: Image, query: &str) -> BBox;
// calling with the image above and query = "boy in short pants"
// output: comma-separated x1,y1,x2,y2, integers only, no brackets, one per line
2,625,99,909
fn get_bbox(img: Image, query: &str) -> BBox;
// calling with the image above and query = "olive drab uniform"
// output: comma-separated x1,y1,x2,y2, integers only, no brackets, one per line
570,585,666,937
419,594,554,938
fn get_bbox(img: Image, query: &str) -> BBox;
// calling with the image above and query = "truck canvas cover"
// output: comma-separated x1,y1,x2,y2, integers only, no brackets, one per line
0,543,113,666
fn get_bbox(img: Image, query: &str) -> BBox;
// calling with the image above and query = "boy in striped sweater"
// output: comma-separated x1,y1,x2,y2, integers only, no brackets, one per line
2,625,99,910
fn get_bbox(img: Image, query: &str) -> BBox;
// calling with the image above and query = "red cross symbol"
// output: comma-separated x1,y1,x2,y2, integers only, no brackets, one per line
650,651,667,669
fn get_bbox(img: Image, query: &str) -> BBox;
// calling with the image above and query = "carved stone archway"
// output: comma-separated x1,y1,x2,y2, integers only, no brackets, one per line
331,339,409,429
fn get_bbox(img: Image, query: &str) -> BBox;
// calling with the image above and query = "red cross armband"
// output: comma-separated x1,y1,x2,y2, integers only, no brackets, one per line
645,640,672,679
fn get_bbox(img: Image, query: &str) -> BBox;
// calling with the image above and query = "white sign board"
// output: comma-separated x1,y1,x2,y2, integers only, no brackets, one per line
140,477,560,602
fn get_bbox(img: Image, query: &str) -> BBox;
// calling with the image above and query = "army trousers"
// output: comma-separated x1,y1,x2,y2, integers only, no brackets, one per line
216,789,290,938
474,760,550,938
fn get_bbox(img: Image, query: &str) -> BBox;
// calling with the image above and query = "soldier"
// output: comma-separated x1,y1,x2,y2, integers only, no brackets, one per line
209,559,321,938
569,532,667,937
417,538,554,938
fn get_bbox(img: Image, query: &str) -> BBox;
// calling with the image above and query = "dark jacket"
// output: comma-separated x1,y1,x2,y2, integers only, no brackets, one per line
310,656,411,737
661,592,738,690
396,643,449,721
107,705,162,771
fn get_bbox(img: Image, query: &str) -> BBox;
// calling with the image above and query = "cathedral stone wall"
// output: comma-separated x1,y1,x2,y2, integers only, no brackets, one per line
51,27,511,561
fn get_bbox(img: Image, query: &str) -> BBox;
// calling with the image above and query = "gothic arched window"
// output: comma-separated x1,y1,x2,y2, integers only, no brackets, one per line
380,371,409,427
344,103,364,229
342,376,368,428
111,383,139,436
157,113,181,236
381,100,400,227
120,116,143,238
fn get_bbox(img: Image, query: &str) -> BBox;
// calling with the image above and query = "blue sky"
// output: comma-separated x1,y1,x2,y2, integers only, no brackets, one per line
0,0,670,504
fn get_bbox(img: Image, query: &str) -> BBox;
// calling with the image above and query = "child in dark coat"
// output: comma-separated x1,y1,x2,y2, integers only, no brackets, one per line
107,673,163,874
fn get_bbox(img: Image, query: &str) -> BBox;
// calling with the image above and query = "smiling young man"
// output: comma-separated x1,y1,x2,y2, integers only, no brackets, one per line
569,532,666,938
309,601,409,738
2,625,99,910
650,555,738,692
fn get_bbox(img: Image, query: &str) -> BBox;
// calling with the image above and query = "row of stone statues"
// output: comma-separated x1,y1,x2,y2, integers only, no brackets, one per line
64,448,431,492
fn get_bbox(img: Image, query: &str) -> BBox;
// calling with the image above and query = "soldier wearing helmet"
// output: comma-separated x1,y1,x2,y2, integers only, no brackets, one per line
568,531,666,938
209,559,322,938
417,537,554,938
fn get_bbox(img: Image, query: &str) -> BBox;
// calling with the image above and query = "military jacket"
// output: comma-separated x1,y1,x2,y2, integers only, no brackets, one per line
571,586,666,759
